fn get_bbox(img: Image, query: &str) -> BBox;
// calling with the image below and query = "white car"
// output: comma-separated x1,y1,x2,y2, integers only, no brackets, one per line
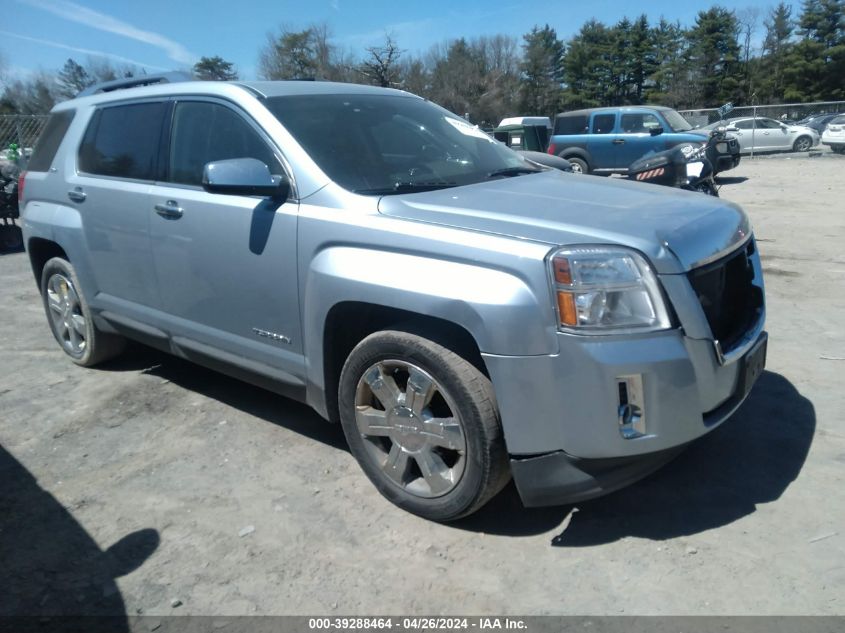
704,117,819,154
821,115,845,154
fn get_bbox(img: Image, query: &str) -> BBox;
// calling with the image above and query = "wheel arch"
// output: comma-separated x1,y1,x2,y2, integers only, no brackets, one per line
27,237,69,288
321,302,487,424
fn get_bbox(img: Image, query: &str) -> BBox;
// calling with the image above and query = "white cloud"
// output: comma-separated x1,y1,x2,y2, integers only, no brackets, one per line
0,30,170,71
17,0,196,64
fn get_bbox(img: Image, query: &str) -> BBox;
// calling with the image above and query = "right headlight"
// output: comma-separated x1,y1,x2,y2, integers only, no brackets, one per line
548,246,671,334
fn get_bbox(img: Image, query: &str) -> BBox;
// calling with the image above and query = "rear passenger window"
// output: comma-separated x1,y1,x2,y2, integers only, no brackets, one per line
27,110,75,172
554,115,588,135
591,114,616,134
79,102,167,180
168,101,281,186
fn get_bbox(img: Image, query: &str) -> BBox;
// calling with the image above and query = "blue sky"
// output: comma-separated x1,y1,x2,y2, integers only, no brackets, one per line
3,0,794,81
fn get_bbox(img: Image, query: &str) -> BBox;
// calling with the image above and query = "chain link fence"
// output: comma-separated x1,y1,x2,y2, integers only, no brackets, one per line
679,101,845,128
0,115,50,164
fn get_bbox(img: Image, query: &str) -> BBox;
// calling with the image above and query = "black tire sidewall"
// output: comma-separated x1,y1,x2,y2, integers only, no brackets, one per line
566,157,588,174
40,258,97,365
338,332,504,521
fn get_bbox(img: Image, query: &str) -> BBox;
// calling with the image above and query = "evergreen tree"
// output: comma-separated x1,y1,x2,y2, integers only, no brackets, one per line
760,3,794,102
783,0,845,100
193,56,239,81
519,25,565,116
685,7,743,107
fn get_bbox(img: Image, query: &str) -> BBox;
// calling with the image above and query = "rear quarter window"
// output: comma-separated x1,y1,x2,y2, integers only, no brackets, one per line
591,114,616,134
78,102,168,180
554,114,588,136
27,110,75,172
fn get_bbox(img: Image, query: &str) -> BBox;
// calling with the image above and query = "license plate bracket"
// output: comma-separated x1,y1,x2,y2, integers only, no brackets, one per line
737,333,767,400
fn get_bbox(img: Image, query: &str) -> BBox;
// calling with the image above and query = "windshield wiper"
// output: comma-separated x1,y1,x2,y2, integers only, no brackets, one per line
354,181,457,195
486,167,541,179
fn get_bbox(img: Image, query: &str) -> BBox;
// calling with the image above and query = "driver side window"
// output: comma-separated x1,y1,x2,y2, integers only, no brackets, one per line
168,101,282,186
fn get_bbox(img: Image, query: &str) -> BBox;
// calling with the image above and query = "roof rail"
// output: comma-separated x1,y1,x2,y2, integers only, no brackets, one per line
76,72,194,98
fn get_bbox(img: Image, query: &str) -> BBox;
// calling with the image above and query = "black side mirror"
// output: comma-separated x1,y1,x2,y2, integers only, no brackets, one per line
202,158,290,199
649,126,664,136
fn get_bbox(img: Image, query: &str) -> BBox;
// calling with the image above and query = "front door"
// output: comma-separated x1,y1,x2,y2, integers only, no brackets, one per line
149,99,303,380
615,111,665,168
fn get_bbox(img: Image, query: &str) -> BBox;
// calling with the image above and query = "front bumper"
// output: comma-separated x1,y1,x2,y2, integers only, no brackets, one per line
483,325,767,506
511,445,686,507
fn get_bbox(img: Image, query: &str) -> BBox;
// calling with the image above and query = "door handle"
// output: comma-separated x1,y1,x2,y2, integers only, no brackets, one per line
612,139,625,145
67,188,86,203
154,201,184,219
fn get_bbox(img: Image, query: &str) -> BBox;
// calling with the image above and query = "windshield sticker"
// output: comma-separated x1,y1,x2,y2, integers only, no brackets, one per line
445,117,493,141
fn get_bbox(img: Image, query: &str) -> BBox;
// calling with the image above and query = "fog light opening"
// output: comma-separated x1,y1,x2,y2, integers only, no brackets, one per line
617,374,647,439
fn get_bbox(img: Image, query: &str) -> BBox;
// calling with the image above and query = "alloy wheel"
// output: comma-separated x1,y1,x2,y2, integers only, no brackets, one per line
46,273,87,356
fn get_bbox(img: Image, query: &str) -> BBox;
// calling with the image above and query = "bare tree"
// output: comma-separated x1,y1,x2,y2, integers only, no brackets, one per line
358,34,403,87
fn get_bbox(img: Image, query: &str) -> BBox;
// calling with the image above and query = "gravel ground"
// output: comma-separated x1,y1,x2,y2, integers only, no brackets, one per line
1,151,843,617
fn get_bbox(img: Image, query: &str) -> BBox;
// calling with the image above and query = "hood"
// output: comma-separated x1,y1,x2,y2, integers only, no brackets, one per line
378,171,751,274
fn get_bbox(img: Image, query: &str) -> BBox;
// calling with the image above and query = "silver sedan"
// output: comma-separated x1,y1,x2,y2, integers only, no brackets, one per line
703,117,819,154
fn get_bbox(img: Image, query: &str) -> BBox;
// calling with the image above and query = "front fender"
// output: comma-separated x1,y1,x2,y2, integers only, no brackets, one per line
302,246,558,413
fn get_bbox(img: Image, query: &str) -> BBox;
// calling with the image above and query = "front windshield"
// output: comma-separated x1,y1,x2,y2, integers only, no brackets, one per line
662,109,694,132
264,93,537,194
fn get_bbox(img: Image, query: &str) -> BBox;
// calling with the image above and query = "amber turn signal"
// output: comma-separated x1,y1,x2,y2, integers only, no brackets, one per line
552,256,572,285
557,291,578,326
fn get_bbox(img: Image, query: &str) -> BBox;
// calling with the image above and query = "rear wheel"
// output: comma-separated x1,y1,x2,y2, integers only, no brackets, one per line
41,257,125,366
338,330,510,521
565,157,588,174
793,136,812,152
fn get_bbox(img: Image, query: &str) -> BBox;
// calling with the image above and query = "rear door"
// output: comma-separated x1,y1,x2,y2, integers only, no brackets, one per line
70,100,168,316
148,98,303,381
586,111,618,169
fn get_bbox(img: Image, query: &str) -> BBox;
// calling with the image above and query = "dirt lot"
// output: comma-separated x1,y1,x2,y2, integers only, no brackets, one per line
1,152,844,617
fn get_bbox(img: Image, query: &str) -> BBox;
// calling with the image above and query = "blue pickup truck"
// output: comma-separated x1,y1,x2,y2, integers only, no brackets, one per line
547,105,740,175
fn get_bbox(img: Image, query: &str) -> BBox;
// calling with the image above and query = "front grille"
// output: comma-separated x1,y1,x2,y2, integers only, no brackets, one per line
687,241,763,352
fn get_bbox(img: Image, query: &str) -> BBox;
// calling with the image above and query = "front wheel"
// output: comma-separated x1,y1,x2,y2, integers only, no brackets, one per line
40,257,125,366
793,136,812,152
338,330,510,521
695,180,719,197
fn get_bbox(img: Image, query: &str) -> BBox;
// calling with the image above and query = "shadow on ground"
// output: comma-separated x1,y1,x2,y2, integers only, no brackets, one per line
715,176,749,185
459,371,814,543
98,347,813,544
0,444,159,622
101,343,348,452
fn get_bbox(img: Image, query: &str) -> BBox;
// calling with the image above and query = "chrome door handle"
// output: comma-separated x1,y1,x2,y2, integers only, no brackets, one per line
67,188,86,203
154,201,184,219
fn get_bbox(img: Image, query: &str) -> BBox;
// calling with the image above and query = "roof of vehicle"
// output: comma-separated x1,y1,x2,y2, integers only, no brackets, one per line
55,78,418,111
498,116,552,128
555,105,674,118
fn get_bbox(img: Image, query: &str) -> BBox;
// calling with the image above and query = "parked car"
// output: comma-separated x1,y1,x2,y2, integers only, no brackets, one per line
20,76,767,521
795,113,840,134
702,117,819,154
548,106,740,176
490,121,572,172
821,115,845,153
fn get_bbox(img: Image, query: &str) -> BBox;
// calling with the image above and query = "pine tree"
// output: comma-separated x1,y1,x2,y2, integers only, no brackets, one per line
56,59,92,99
685,7,743,107
519,25,565,116
193,56,239,81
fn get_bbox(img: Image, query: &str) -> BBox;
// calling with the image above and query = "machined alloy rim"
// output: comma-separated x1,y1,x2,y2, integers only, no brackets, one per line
354,360,467,498
46,273,87,356
795,137,811,151
569,162,584,173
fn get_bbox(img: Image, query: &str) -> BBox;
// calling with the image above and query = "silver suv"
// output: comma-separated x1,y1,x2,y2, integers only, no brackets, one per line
20,76,767,521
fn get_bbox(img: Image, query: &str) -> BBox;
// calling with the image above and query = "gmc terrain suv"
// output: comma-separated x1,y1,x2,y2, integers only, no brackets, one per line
20,76,767,521
549,105,741,175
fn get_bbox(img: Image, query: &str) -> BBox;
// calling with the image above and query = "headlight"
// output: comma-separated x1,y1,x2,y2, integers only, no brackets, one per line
548,246,671,334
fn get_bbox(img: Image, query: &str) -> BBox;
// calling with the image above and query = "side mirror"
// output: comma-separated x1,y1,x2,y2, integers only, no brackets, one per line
726,125,739,132
649,126,664,136
202,158,290,199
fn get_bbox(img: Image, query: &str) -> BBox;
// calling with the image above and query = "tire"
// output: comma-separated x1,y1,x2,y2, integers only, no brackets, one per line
338,330,510,521
695,180,719,197
0,223,22,252
565,157,588,174
40,257,125,366
793,136,812,152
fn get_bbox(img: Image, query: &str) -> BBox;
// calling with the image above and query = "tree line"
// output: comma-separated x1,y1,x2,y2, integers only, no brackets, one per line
1,0,843,125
